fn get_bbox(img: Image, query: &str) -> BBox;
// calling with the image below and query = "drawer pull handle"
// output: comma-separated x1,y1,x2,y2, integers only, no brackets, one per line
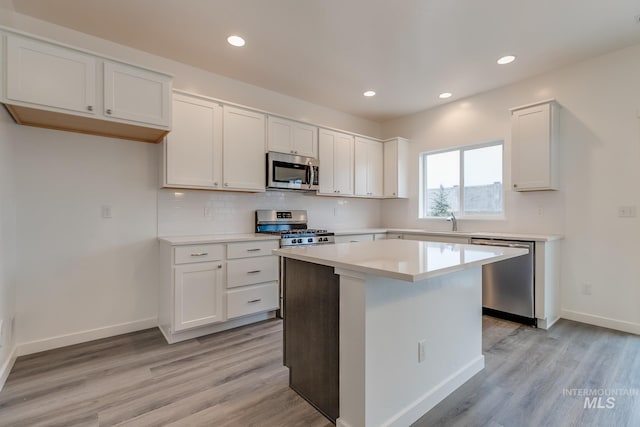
190,252,209,257
247,270,262,274
247,298,262,303
247,248,261,252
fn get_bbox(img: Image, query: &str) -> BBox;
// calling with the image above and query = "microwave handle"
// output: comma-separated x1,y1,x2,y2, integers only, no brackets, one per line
308,165,315,189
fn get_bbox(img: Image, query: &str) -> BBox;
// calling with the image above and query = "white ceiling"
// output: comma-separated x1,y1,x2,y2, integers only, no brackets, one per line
11,0,640,122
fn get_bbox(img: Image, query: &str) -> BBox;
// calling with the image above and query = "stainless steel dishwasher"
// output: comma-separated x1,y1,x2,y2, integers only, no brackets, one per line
469,238,536,325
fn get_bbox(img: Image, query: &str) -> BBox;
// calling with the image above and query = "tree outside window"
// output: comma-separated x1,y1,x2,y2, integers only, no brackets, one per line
421,142,503,218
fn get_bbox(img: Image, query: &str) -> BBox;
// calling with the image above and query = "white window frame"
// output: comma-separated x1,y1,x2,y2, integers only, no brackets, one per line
419,140,505,220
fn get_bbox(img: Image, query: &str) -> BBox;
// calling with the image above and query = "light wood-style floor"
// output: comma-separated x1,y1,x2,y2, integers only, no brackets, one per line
1,317,638,426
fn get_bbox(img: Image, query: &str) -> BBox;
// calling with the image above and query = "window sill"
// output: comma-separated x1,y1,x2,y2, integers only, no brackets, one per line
418,215,506,221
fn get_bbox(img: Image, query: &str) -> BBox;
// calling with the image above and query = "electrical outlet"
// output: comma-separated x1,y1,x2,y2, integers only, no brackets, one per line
101,205,113,218
618,206,637,218
582,283,593,296
537,207,544,216
418,340,426,363
204,207,212,217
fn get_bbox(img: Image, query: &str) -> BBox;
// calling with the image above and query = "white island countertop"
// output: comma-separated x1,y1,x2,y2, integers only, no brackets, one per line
274,239,528,282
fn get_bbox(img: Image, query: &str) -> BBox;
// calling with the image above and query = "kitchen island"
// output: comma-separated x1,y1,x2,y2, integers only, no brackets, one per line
274,239,527,427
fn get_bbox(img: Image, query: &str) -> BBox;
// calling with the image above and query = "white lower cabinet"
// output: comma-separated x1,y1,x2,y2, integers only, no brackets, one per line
227,282,279,319
159,238,280,343
402,234,469,244
334,234,375,244
174,262,224,332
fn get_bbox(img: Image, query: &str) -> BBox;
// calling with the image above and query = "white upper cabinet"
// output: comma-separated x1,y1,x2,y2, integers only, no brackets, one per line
318,128,354,196
383,137,409,198
1,31,172,143
223,106,266,192
5,34,97,115
511,100,559,191
267,116,318,158
164,93,222,189
103,61,172,127
354,137,383,197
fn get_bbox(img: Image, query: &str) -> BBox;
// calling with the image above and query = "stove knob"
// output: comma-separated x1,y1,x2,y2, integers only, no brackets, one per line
308,238,313,243
297,238,303,243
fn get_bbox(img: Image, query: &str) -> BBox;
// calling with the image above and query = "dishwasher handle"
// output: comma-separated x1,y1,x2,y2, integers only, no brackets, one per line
470,239,532,250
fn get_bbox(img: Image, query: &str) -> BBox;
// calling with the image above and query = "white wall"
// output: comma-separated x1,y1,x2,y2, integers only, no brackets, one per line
381,43,640,331
0,107,17,381
0,11,383,351
158,189,381,237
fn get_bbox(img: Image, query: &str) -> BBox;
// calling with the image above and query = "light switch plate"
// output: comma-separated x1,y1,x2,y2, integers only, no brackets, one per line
618,206,637,218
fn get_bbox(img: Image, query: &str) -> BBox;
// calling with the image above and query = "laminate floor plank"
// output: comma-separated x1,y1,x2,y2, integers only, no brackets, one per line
414,318,640,427
1,317,638,427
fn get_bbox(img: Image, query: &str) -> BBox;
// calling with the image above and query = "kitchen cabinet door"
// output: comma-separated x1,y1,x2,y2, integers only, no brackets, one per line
103,61,172,127
383,137,409,198
319,129,354,196
174,262,225,331
223,106,266,191
5,34,97,116
268,116,318,158
164,93,222,188
511,100,558,191
318,129,336,194
355,137,383,197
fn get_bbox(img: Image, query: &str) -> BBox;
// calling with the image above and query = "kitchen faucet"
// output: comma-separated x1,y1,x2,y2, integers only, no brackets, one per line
447,212,458,231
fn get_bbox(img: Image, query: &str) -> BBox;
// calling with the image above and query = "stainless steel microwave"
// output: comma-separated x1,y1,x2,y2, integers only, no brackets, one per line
266,152,319,191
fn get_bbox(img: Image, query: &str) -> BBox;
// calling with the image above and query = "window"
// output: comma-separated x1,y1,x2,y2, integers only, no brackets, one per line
420,141,503,218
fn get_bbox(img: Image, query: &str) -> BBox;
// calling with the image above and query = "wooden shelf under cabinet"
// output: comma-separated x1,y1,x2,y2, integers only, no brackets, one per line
5,104,169,143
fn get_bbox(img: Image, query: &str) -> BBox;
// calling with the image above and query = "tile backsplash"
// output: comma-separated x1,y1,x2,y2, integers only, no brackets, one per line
157,189,383,236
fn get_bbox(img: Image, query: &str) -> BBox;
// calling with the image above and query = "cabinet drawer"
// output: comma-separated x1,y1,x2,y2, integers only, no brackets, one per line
227,240,278,259
227,256,278,288
227,282,279,319
334,234,374,244
174,244,224,264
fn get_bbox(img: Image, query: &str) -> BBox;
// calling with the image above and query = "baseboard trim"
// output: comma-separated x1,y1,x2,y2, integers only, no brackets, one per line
561,310,640,335
0,345,18,392
159,312,275,344
16,317,158,357
383,355,485,427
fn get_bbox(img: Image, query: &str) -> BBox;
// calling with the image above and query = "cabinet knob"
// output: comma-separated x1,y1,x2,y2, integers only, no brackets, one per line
87,106,93,111
392,192,396,196
224,183,229,187
217,264,223,269
106,109,112,115
213,182,218,186
513,184,518,188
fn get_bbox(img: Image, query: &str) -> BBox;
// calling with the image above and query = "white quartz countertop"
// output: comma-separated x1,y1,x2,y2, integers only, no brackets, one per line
158,234,280,245
273,239,528,282
329,227,562,242
333,228,388,236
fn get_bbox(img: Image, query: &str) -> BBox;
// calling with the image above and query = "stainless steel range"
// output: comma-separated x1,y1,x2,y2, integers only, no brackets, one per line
256,209,334,318
255,209,335,247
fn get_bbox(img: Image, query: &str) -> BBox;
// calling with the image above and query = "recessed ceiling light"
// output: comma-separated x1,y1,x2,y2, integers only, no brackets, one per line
227,35,246,47
363,90,376,97
497,55,516,65
439,92,452,99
